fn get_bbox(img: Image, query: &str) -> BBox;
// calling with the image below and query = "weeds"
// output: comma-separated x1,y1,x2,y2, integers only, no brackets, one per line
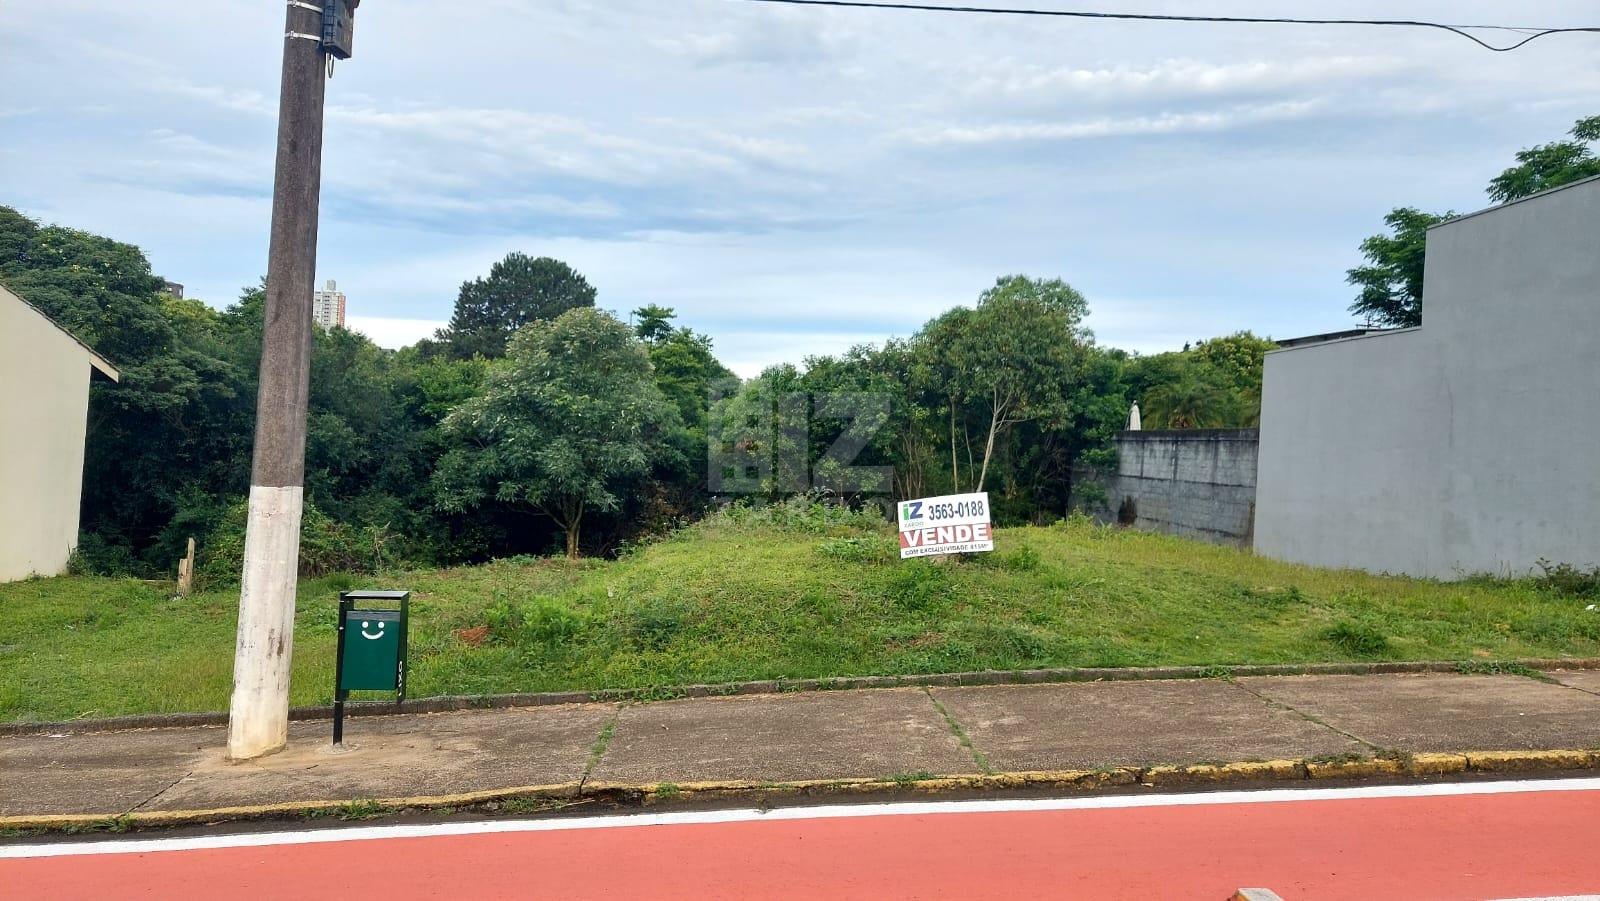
1323,620,1390,656
1455,660,1558,683
816,536,896,565
1533,559,1600,599
62,815,133,835
336,800,388,821
501,797,559,814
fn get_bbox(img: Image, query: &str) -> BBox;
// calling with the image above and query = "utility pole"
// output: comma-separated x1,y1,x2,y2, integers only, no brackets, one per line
229,0,357,761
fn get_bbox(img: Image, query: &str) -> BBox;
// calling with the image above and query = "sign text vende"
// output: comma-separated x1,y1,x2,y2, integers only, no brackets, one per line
896,492,994,558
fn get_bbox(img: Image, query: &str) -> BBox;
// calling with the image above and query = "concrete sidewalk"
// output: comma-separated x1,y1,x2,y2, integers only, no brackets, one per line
7,669,1600,825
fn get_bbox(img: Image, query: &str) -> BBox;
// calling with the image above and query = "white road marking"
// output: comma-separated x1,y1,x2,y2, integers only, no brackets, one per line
5,776,1600,860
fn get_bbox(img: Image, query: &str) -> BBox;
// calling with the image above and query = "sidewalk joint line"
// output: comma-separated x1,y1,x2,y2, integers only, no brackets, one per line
1548,677,1600,699
127,770,194,814
1227,680,1380,751
577,705,621,794
924,687,992,775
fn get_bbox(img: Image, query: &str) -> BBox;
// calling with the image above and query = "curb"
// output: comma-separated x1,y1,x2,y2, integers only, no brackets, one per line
5,749,1597,834
6,657,1598,736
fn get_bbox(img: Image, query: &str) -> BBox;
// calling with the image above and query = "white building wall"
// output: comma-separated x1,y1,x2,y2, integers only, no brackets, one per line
0,293,97,581
1256,176,1600,579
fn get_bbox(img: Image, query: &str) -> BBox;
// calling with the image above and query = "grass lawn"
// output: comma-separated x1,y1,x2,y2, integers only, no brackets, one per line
3,506,1598,722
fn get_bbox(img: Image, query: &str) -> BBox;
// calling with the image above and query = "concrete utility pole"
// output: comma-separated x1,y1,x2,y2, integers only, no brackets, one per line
228,0,352,761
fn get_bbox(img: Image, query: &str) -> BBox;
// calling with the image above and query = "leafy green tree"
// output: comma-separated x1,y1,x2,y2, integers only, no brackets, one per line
632,304,677,344
1489,115,1600,203
915,276,1090,492
1346,208,1449,328
650,329,734,442
1191,331,1275,425
1124,333,1271,431
707,364,808,499
1001,344,1130,521
801,343,921,501
624,304,736,446
1350,115,1598,327
439,253,596,359
432,308,678,558
1143,371,1239,430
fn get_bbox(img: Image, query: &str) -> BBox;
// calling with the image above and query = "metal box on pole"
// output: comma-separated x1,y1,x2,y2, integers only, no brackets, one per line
322,0,358,59
332,589,408,745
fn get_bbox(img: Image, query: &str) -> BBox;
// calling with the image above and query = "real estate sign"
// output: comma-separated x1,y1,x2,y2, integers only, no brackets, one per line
897,492,994,558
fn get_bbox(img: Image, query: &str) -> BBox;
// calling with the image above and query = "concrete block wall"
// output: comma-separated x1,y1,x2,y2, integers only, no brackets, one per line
1080,429,1259,548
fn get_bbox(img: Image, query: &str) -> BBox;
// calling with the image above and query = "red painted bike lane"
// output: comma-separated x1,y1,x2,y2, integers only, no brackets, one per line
6,784,1599,900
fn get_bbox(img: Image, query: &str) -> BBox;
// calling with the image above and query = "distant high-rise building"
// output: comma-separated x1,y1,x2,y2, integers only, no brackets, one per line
312,279,346,329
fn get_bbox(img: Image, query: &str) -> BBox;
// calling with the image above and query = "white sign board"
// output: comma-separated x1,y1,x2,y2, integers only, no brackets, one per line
897,492,994,558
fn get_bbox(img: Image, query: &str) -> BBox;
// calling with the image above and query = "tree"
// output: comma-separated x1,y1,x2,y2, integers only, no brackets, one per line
632,304,677,344
1350,114,1598,327
438,253,596,359
1190,331,1275,425
1488,115,1600,203
648,326,735,444
915,275,1089,493
1143,371,1239,430
432,308,678,558
1346,208,1450,328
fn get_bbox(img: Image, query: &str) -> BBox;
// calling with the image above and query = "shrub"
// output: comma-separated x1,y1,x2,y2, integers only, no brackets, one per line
1324,620,1390,656
817,535,896,564
66,532,139,577
707,494,888,535
1533,559,1600,599
522,596,592,644
196,498,403,588
1003,545,1041,571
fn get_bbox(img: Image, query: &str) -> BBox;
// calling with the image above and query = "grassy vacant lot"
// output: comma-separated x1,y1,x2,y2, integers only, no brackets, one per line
4,505,1598,722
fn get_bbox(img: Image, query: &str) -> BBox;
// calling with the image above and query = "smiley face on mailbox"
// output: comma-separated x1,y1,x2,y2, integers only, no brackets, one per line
339,608,404,692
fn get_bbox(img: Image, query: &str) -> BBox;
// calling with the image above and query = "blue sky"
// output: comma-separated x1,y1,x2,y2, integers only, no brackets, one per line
3,1,1596,375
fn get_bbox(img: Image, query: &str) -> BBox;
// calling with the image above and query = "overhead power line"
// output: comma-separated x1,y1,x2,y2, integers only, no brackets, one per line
729,0,1600,52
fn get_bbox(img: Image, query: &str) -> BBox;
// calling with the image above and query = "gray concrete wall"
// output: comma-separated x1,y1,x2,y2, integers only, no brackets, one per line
1085,429,1259,547
1256,175,1600,579
0,288,97,581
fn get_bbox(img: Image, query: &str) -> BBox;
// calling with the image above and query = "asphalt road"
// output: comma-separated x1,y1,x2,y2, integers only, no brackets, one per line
6,779,1600,900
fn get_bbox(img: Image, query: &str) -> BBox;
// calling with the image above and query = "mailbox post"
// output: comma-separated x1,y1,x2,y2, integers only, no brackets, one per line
333,590,409,746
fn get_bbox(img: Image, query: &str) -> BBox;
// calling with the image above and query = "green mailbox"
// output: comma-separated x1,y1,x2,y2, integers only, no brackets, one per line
333,590,409,745
341,609,403,690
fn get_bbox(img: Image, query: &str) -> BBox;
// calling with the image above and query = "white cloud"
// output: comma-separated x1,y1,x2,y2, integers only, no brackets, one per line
344,316,446,350
6,0,1600,374
898,100,1323,146
960,55,1412,103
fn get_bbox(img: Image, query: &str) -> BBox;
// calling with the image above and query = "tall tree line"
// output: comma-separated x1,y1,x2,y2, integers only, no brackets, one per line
48,119,1600,573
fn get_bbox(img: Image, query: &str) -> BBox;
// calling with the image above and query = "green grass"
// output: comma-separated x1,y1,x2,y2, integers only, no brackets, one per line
4,510,1599,723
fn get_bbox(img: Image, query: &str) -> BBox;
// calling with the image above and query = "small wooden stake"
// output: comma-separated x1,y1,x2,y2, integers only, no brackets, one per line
176,537,196,597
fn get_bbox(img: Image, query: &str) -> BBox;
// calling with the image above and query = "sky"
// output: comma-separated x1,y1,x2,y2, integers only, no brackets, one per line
3,1,1597,376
